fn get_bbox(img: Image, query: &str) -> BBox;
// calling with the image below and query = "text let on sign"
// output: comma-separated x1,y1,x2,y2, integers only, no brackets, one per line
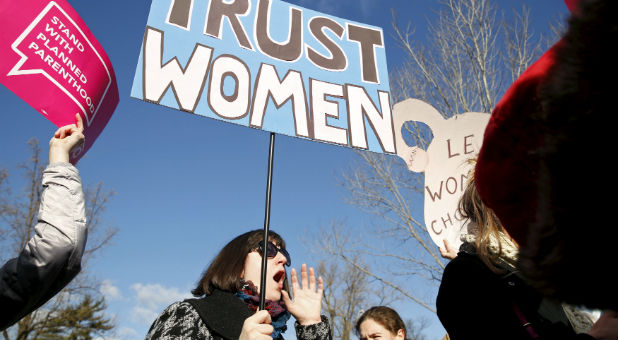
393,99,490,250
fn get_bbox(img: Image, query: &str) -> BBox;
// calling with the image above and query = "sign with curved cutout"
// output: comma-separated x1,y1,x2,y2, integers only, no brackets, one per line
393,99,490,250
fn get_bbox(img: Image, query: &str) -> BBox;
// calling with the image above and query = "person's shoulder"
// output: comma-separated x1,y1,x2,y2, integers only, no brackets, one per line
441,252,498,289
146,300,210,340
155,300,201,322
445,252,486,273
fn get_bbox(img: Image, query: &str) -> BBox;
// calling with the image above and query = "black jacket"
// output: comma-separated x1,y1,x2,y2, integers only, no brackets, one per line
436,251,593,340
146,289,332,340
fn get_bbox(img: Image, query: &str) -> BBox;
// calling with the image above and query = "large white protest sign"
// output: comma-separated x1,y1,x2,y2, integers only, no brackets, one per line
393,99,490,250
131,0,393,154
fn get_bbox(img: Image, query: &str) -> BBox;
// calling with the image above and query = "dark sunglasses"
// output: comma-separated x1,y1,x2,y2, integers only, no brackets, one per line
257,241,291,266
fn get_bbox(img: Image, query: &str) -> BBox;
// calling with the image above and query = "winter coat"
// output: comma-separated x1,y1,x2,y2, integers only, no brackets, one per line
145,289,332,340
436,250,594,340
0,163,86,330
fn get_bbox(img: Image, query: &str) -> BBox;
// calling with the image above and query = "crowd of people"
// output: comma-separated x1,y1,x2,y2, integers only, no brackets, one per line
2,0,617,339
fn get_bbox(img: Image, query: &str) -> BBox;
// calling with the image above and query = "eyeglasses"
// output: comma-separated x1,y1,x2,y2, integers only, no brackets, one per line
257,241,291,266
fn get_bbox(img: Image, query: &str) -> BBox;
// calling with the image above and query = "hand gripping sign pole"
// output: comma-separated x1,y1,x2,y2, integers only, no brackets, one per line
259,132,276,310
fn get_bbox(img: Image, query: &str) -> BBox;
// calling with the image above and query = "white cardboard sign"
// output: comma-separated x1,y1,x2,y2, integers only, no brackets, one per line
393,99,490,250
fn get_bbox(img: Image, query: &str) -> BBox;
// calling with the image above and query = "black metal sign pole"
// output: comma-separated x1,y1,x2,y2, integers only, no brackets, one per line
259,132,276,310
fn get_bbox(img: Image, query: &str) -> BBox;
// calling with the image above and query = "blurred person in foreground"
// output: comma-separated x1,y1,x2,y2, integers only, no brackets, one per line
475,0,617,311
436,168,618,340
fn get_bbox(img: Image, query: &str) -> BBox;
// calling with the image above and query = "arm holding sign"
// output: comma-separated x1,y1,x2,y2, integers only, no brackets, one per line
0,114,87,331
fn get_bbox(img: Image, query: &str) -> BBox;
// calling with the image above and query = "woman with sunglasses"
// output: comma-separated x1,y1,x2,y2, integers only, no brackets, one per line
145,229,331,340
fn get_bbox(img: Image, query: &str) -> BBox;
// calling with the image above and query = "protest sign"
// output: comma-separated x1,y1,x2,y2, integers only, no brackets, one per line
393,99,490,250
131,0,393,154
0,0,119,163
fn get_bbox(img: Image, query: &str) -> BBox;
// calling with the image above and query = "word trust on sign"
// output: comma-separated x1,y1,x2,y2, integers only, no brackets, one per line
0,0,119,163
131,0,394,154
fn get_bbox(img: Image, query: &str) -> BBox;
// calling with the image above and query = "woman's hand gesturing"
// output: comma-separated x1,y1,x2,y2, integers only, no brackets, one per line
281,263,323,326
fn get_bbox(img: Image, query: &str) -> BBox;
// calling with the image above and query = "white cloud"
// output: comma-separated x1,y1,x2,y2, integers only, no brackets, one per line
130,283,192,325
118,326,139,339
100,280,123,301
131,306,160,325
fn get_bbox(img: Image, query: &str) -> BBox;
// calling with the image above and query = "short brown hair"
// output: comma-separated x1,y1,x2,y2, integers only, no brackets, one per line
355,306,407,340
192,229,287,296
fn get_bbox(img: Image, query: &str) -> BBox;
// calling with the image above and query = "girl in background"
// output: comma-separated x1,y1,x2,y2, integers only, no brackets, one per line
355,306,406,340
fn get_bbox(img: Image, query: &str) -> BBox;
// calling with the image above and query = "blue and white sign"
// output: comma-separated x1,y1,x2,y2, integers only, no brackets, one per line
131,0,394,154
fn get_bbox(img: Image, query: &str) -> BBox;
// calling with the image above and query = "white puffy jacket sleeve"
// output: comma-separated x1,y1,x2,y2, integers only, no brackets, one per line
0,162,86,330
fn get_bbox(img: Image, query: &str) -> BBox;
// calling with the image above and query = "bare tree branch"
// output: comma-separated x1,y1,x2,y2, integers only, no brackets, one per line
309,0,560,316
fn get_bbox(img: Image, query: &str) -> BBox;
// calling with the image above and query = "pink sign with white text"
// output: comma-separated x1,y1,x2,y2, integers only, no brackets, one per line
0,0,118,163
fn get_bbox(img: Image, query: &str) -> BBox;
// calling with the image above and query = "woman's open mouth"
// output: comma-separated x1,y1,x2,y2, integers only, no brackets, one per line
273,270,285,289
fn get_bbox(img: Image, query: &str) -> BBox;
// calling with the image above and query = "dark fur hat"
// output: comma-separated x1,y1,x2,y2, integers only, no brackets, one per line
475,0,617,311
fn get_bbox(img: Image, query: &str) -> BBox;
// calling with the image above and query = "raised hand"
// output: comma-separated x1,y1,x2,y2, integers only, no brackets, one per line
49,113,85,164
439,239,458,260
239,310,273,340
281,263,323,326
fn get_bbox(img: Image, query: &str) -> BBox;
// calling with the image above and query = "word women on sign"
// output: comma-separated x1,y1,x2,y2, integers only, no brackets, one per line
132,0,395,154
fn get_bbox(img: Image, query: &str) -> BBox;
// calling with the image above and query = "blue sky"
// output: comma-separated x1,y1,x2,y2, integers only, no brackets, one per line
0,1,568,339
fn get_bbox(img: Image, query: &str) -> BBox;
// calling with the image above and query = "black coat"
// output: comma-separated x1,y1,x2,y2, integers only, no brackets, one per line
145,289,332,340
436,251,593,340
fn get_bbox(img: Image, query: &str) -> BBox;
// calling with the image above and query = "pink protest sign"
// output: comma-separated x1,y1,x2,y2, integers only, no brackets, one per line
0,0,118,163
